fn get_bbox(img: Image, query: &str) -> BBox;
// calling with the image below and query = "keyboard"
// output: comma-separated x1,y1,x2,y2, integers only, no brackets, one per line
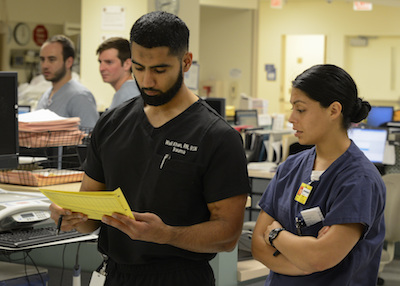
0,226,94,248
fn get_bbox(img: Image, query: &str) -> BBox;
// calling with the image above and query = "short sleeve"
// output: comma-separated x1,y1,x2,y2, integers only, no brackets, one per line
203,127,250,203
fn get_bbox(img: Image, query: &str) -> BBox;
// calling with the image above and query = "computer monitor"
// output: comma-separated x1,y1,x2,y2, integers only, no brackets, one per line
367,106,394,127
348,127,387,163
204,97,226,118
235,109,258,127
0,72,19,170
18,105,31,114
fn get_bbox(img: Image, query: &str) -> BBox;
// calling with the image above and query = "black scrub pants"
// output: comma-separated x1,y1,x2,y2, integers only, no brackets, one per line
104,259,216,286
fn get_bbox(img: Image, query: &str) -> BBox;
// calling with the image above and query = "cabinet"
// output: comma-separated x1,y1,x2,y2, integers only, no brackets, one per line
246,169,274,221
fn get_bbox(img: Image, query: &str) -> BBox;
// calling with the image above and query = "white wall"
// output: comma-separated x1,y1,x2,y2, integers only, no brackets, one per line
257,0,400,114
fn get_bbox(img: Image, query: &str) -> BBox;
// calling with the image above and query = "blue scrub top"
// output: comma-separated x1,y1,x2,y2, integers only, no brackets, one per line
259,141,385,285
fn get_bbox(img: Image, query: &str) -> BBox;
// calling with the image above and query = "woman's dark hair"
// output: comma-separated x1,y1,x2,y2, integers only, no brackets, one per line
292,64,371,130
130,11,189,58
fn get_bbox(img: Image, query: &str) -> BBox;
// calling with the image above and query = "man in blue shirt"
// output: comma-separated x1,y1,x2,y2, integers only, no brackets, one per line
37,35,99,129
96,37,140,110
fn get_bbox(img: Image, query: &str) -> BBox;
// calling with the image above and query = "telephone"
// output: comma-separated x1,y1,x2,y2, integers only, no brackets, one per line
0,190,51,232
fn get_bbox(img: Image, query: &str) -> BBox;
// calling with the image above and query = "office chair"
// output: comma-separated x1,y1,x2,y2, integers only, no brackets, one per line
377,173,400,285
244,131,267,163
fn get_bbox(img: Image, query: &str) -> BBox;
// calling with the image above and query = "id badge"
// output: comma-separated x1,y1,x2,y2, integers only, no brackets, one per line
294,182,313,205
89,271,106,286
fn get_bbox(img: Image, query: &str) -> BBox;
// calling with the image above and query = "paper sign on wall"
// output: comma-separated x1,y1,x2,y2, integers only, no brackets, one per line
271,0,283,9
102,6,125,30
353,2,373,11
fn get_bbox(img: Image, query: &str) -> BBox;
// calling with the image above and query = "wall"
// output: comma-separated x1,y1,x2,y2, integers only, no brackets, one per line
0,0,81,83
257,0,400,114
199,6,254,107
345,36,400,106
80,0,201,111
80,0,148,111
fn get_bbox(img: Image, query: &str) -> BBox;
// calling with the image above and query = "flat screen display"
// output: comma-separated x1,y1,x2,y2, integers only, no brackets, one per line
204,97,226,118
367,106,394,127
18,105,31,114
235,109,258,127
348,127,387,163
0,72,19,170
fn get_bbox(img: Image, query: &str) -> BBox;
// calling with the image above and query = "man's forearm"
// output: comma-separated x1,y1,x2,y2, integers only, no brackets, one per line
165,219,241,253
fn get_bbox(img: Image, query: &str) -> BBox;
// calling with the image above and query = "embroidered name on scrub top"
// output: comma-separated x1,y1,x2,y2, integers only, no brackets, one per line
294,170,325,205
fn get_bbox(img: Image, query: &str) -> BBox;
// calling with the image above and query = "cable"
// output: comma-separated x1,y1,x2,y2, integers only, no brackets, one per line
60,243,67,285
75,242,81,267
26,251,46,286
23,251,30,286
0,250,45,286
73,242,82,286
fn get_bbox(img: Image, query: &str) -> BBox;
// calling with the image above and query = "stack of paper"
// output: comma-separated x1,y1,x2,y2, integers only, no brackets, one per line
18,110,87,147
40,187,134,220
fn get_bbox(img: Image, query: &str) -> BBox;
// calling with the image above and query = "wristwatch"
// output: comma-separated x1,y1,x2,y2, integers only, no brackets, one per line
269,228,285,247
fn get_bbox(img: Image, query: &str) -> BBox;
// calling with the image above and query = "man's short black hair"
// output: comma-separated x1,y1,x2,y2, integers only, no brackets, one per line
130,11,189,57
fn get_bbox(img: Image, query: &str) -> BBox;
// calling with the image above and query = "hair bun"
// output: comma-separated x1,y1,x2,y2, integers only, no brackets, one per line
351,98,371,123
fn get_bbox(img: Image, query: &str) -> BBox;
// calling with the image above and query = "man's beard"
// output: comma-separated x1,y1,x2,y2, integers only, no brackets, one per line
47,64,67,83
138,68,183,107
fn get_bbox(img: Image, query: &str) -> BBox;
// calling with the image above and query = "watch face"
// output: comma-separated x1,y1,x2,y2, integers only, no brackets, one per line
155,0,180,14
269,228,285,246
269,229,278,240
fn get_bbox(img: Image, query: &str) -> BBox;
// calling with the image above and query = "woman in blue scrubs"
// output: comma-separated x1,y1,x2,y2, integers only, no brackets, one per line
252,64,386,286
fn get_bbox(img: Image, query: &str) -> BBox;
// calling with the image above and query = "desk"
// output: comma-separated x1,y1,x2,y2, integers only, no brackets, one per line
0,182,101,274
0,182,240,286
0,182,81,193
248,169,275,180
0,233,98,252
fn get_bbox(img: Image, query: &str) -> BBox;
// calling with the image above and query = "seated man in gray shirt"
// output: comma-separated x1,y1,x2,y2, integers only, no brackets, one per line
97,37,140,110
36,35,99,129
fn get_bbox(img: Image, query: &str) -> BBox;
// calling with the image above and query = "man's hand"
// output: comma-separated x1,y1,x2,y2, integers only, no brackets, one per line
49,203,88,232
101,212,172,244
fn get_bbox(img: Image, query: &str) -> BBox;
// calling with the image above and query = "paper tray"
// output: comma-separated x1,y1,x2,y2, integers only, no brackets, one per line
0,168,84,187
19,130,88,148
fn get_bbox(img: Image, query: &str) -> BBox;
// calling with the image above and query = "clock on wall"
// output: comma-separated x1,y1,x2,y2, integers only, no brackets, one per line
155,0,180,15
13,22,31,46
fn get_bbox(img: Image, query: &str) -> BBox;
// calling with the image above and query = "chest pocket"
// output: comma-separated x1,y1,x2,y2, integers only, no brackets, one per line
140,153,206,225
159,156,198,186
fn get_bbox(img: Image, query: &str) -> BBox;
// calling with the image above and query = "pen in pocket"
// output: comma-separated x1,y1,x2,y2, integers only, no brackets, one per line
160,154,171,169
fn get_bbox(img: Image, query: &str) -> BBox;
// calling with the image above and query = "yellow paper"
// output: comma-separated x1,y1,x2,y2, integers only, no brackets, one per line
39,187,134,220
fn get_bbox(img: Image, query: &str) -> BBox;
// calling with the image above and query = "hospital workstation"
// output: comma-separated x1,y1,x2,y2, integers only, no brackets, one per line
1,0,400,285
